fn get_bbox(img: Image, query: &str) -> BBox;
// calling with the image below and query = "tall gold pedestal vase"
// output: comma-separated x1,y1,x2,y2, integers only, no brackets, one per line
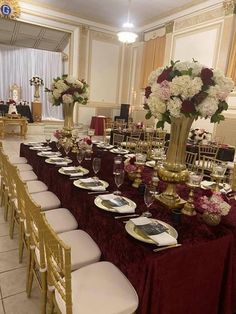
63,102,75,135
156,116,194,209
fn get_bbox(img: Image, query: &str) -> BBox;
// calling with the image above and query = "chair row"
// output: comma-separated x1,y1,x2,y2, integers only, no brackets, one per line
0,144,139,314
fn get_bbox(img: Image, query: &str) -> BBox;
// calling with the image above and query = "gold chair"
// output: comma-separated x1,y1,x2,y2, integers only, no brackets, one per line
112,133,125,146
103,117,114,142
230,163,236,191
125,136,139,152
197,144,219,163
185,151,197,171
198,155,226,180
152,130,167,149
44,217,139,314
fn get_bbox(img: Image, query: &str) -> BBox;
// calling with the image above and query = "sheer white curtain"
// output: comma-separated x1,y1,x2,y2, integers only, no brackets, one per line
0,44,63,120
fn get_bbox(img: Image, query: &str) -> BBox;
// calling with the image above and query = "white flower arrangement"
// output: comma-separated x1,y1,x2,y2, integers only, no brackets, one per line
144,60,234,128
30,76,44,86
45,75,89,106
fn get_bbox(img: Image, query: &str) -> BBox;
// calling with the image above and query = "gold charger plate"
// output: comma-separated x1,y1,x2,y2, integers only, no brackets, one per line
58,166,89,177
125,219,178,244
37,152,61,157
73,179,109,190
110,148,129,154
94,196,136,213
145,161,155,168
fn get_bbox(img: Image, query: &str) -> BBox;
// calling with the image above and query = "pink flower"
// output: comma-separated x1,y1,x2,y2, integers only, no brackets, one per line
159,80,171,100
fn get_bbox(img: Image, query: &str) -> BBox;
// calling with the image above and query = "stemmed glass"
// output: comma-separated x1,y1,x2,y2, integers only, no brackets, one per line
63,141,71,160
76,150,84,167
143,184,156,217
114,168,125,195
56,140,61,152
45,135,51,146
113,156,123,174
92,157,101,180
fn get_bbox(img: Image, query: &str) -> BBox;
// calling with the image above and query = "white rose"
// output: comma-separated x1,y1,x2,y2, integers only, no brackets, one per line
55,80,68,92
148,67,164,85
170,75,202,99
147,96,166,118
197,97,218,117
53,89,62,99
66,76,76,84
74,80,84,88
62,94,74,104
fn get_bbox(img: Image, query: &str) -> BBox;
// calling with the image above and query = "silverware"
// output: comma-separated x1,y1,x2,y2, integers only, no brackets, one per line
87,191,109,195
69,177,82,180
153,244,182,252
114,214,139,219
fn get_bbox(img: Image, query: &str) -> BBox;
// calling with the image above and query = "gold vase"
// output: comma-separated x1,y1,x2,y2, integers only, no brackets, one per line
63,102,75,132
156,116,194,209
202,212,221,226
34,85,40,102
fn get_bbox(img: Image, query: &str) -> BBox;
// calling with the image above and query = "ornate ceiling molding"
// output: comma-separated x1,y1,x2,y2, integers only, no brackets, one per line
223,0,236,15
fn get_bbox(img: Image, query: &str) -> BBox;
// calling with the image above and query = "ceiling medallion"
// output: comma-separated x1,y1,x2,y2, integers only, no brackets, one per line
0,0,21,20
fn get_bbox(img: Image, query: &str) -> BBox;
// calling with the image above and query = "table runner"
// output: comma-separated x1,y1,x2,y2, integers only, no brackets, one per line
20,143,236,314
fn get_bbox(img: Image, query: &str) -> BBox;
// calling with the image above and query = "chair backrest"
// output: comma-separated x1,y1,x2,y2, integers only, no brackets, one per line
10,84,21,102
113,133,125,146
125,136,139,152
198,144,219,160
44,215,72,314
199,155,226,179
231,163,236,191
185,151,197,171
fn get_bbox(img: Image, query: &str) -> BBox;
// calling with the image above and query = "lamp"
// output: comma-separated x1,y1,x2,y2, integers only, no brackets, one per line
117,0,138,44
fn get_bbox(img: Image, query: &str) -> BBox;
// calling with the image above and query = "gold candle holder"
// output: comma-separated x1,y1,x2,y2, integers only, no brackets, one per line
132,153,146,188
211,164,227,192
181,173,202,216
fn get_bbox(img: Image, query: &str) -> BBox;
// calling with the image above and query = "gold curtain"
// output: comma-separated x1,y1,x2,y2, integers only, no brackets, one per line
141,35,166,89
227,30,236,84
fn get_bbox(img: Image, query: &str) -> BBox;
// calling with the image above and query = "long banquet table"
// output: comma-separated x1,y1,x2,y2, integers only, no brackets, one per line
20,143,236,314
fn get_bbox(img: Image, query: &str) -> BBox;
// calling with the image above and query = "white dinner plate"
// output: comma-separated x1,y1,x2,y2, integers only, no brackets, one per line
94,196,136,213
25,142,44,146
37,151,61,157
124,153,135,158
58,166,89,177
45,157,72,165
97,144,114,149
145,161,155,168
125,219,178,244
30,146,52,151
73,179,109,190
110,148,129,155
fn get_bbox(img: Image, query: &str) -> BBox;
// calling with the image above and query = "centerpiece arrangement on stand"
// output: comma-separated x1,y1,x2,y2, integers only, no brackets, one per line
144,60,234,209
30,76,44,102
46,74,89,148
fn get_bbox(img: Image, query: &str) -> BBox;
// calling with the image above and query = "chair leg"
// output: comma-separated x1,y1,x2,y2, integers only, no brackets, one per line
9,203,15,239
27,250,34,297
3,194,9,221
41,271,47,314
48,291,54,314
18,222,24,263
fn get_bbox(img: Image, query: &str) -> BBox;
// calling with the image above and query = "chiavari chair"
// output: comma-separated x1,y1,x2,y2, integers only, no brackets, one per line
44,216,138,314
113,133,125,147
125,136,139,152
152,129,167,149
103,117,114,142
185,151,197,171
197,144,219,165
197,155,226,180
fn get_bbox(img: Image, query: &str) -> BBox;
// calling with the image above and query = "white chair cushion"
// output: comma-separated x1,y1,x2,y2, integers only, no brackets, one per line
31,191,61,211
17,164,33,171
55,261,138,314
9,156,27,164
26,180,48,194
58,230,101,271
45,208,78,234
19,170,38,182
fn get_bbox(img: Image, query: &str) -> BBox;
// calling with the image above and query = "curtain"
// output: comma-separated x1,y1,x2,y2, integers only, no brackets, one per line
0,44,63,120
141,35,166,88
227,30,236,85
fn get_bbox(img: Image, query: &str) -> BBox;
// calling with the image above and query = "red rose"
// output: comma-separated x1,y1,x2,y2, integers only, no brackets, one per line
181,100,195,113
144,86,152,98
86,139,92,145
157,66,173,83
130,157,136,165
200,68,214,86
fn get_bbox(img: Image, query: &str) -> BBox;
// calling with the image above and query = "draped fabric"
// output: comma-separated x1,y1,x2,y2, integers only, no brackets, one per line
0,44,63,120
140,35,166,89
227,30,236,84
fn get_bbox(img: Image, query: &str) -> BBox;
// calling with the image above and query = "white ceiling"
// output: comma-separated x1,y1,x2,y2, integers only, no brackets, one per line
0,0,208,52
24,0,207,28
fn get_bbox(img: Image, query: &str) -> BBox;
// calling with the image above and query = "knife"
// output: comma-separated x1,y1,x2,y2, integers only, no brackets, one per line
87,191,109,194
114,214,139,219
153,244,182,252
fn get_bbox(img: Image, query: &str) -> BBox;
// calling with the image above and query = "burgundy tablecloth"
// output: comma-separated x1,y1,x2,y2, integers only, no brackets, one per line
20,143,236,314
90,116,105,135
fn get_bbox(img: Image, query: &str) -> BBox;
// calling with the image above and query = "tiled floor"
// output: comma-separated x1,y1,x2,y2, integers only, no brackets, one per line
0,135,45,314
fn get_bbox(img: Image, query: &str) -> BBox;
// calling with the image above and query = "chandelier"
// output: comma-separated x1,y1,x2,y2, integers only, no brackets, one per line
117,0,138,44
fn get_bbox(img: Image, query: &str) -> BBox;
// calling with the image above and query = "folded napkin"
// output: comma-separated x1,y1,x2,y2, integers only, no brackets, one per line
79,178,105,191
41,151,58,156
130,217,177,246
201,180,215,188
55,162,68,166
61,166,83,177
99,194,134,213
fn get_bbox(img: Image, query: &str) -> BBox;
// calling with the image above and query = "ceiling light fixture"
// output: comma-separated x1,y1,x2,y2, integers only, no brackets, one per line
117,0,138,44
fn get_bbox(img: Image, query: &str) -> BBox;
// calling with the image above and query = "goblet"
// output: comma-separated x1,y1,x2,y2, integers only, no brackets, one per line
114,168,125,195
76,150,84,166
211,164,227,192
143,184,156,217
63,141,71,159
92,157,101,180
45,135,51,145
113,156,123,174
132,153,146,188
56,140,61,152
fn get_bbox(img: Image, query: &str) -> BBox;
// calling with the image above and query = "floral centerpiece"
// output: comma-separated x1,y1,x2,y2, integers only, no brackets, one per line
199,191,231,225
143,60,234,208
78,137,92,149
124,157,137,181
6,99,16,105
30,76,44,86
45,75,89,131
144,60,234,128
189,128,212,144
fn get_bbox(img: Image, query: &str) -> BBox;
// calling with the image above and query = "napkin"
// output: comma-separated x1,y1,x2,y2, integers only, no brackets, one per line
55,162,68,166
99,194,135,213
130,217,177,246
201,180,215,188
79,178,106,191
61,166,83,177
41,151,58,156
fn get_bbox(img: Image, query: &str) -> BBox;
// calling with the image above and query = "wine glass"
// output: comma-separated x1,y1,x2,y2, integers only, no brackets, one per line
113,156,123,174
76,150,84,167
45,135,51,146
114,168,125,195
143,184,156,217
63,141,71,159
92,157,101,180
56,140,61,152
